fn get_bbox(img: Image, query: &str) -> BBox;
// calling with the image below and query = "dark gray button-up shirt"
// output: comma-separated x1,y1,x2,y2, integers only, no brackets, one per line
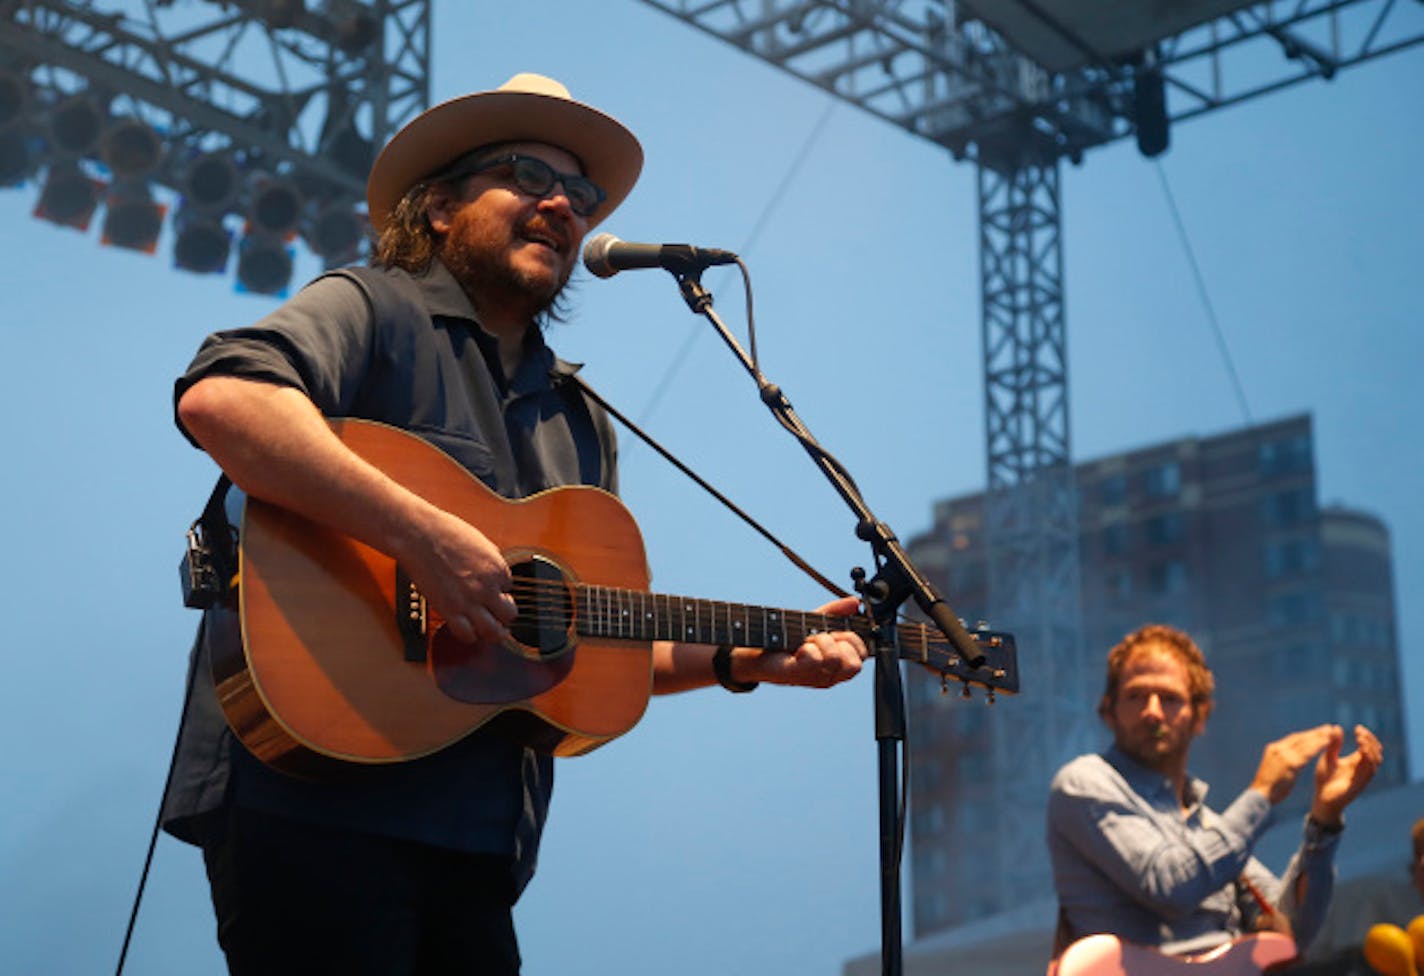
161,260,617,895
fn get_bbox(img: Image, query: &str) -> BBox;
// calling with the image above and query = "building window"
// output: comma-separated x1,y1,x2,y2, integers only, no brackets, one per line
914,806,946,837
1259,433,1312,477
1329,612,1394,650
958,753,990,780
1144,461,1181,499
951,561,985,594
1267,588,1324,626
1264,537,1320,579
959,800,992,833
1147,559,1188,595
1145,512,1186,546
1106,569,1133,603
1262,486,1316,528
953,706,984,736
1275,689,1331,729
1101,522,1130,555
1100,473,1127,506
1271,642,1326,681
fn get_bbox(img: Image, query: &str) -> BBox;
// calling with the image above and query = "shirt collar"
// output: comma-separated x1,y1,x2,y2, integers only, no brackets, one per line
1104,744,1210,812
409,258,482,320
411,259,585,391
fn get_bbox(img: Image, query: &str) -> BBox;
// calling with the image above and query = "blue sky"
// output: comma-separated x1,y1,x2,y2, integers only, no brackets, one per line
0,3,1420,974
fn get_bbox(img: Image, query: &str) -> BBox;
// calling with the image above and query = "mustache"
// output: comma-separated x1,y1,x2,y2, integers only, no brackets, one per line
519,214,572,252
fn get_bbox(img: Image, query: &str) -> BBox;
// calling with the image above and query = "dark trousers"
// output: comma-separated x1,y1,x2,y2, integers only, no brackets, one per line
197,805,521,976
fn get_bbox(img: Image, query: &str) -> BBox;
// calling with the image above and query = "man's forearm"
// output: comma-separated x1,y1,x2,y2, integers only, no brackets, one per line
179,376,431,559
179,374,516,645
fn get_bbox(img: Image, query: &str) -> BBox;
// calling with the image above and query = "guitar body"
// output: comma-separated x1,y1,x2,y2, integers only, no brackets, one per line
213,418,1018,777
218,419,655,776
1052,934,1297,976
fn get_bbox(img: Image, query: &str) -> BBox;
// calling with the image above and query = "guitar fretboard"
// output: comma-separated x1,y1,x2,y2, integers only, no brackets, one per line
573,584,959,669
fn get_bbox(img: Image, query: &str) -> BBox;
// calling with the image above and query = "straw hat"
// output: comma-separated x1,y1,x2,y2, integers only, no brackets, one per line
365,72,643,232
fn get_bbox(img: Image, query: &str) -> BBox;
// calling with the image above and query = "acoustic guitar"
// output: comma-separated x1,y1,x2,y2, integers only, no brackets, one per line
217,419,1019,777
1051,934,1297,976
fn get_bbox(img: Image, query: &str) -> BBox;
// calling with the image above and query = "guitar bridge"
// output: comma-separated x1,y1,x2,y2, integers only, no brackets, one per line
395,567,427,663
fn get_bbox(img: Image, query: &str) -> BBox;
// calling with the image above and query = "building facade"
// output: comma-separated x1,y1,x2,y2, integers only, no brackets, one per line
903,413,1407,936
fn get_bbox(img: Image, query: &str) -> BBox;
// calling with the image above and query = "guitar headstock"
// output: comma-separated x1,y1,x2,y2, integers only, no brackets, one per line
899,623,1019,698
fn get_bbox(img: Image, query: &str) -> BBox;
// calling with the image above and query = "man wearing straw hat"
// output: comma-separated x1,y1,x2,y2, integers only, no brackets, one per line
162,73,866,973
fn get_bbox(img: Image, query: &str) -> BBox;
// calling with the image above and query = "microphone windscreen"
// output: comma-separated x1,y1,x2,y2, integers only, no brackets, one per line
1364,923,1416,976
581,232,619,278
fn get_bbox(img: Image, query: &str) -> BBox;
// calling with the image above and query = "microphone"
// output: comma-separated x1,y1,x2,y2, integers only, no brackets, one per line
582,233,738,279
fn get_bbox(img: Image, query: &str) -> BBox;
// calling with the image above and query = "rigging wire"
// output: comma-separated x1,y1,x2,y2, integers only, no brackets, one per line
1153,160,1255,425
628,96,840,434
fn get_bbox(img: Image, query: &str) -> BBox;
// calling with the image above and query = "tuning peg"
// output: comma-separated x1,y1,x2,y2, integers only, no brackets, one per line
939,673,950,696
986,688,997,705
960,680,972,700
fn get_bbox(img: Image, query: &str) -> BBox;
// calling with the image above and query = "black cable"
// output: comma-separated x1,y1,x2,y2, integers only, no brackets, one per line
115,625,203,975
632,96,839,428
1154,160,1254,424
573,374,850,601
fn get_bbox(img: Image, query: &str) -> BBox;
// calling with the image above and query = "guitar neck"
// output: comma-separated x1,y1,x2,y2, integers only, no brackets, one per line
572,584,996,680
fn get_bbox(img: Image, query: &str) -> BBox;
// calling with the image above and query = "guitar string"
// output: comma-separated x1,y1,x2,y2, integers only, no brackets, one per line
504,578,874,635
448,577,957,659
417,580,983,679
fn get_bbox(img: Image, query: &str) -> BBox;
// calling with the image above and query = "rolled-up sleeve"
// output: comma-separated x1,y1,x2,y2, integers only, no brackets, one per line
174,276,374,445
1267,817,1340,950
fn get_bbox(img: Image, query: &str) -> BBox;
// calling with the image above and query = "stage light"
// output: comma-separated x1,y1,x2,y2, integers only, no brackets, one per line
256,0,305,29
324,122,373,179
303,200,364,263
173,210,231,273
1133,65,1169,158
48,94,106,157
246,174,303,237
181,152,241,213
0,129,35,186
318,0,379,52
100,117,164,180
34,161,104,230
236,232,294,295
101,180,166,253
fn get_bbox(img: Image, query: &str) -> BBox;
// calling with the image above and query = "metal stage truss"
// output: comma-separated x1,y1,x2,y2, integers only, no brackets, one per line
0,0,430,289
636,0,1424,933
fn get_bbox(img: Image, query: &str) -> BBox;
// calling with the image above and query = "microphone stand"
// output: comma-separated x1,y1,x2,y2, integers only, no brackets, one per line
667,270,988,976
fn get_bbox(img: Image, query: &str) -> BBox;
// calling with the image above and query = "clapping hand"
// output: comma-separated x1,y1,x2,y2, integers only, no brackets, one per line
1310,724,1382,827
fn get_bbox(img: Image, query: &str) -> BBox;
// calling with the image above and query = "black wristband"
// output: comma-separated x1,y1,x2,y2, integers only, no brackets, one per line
713,643,758,693
1307,816,1344,836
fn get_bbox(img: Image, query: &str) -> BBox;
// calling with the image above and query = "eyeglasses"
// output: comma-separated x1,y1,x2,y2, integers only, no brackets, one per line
453,154,605,218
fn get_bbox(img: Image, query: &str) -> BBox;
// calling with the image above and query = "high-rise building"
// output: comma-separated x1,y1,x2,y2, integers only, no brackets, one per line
902,414,1407,937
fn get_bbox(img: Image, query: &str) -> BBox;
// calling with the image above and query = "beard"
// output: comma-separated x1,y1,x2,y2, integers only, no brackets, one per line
439,208,573,321
1116,722,1192,773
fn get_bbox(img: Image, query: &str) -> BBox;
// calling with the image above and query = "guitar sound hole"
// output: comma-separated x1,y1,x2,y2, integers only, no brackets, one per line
509,555,573,659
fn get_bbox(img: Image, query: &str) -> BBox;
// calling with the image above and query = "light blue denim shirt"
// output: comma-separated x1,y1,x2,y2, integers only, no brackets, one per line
1047,745,1341,955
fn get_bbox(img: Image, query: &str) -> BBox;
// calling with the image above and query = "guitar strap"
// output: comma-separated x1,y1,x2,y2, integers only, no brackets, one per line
565,374,849,601
179,474,237,610
1051,904,1076,959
